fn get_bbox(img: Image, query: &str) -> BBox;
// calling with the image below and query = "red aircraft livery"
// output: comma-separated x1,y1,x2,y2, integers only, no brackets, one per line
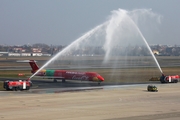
27,60,104,84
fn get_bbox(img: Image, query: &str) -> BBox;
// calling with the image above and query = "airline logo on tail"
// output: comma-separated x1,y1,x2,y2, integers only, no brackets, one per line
29,60,39,73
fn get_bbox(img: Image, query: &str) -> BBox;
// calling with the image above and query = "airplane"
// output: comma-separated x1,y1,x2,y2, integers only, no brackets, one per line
22,60,104,84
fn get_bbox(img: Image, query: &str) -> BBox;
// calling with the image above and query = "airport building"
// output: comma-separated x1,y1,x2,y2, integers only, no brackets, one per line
0,52,51,57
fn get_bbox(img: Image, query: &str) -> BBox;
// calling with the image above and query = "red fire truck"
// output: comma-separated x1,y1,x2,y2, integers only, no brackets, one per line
3,79,32,91
160,74,179,83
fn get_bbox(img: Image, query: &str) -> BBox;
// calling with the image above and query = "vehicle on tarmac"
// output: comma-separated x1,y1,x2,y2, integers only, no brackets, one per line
160,74,179,83
3,79,32,91
147,85,158,92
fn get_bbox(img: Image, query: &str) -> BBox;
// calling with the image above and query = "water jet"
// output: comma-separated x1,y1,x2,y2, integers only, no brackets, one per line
30,8,163,83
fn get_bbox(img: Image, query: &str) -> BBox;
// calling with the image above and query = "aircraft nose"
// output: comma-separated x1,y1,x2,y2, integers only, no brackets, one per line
97,75,104,81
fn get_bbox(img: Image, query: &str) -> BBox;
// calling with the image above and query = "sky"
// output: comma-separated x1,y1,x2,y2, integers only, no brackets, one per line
0,0,179,46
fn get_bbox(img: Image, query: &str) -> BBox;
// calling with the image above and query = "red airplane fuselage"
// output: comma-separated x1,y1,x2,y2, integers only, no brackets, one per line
29,60,104,83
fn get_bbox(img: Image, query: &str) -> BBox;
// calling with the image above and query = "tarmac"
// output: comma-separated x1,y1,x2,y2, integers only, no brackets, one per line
0,56,180,119
0,82,180,120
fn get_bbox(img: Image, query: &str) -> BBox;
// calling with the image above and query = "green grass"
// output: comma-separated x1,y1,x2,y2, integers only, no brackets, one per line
0,70,31,78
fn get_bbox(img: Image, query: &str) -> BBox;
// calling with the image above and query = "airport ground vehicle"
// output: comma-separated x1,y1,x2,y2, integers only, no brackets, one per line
147,85,158,92
3,79,32,91
160,74,179,83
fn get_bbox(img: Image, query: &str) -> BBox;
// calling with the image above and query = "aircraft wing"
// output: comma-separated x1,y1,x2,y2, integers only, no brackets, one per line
32,76,65,79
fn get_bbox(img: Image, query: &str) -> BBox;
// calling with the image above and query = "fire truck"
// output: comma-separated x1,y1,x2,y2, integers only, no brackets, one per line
160,74,179,83
3,79,32,91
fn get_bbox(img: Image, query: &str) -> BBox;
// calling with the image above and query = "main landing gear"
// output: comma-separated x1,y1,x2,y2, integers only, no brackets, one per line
53,79,66,83
53,79,57,83
98,81,101,85
62,79,66,83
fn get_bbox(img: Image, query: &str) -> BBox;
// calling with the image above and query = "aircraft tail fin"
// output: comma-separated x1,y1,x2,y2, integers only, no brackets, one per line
29,60,39,73
17,60,39,73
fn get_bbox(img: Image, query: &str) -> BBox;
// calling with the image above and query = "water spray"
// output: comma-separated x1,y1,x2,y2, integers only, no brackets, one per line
30,22,108,79
29,8,163,81
134,25,163,74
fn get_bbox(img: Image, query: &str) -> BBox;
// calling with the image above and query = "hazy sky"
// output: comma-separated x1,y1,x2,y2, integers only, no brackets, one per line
0,0,179,45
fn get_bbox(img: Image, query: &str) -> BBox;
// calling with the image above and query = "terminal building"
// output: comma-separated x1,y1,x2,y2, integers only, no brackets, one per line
0,52,51,57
